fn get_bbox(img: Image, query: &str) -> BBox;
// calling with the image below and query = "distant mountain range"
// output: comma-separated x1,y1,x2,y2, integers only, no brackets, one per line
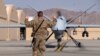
21,8,100,24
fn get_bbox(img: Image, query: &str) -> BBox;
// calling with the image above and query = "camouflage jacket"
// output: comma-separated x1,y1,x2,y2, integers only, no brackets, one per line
25,16,56,36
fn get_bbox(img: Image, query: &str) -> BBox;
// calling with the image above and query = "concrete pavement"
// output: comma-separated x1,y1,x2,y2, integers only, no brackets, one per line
0,40,100,56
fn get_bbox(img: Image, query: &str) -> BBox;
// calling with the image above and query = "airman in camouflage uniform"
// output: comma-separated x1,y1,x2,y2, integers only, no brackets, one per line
25,11,56,56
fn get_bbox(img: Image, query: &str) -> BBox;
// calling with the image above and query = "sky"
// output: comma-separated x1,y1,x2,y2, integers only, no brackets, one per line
4,0,100,12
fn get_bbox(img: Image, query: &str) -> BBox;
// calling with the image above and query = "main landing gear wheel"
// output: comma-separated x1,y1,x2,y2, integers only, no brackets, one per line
76,42,82,47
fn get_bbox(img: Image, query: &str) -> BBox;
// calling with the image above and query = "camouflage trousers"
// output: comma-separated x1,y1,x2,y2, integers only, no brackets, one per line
32,35,46,56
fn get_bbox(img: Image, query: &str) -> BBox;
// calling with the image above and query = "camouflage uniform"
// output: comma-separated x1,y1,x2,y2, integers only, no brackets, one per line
25,16,56,56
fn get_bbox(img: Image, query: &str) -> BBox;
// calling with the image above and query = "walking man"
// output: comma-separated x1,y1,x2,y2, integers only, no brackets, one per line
52,11,67,50
25,11,56,56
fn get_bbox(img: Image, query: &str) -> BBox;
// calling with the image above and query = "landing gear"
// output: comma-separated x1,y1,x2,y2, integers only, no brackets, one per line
46,30,82,52
76,42,82,47
55,30,82,52
55,44,61,52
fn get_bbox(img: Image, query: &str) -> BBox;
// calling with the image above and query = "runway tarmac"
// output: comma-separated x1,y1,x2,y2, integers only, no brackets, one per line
0,40,100,56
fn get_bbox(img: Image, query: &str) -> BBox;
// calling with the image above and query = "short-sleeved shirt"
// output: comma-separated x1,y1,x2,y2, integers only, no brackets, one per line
52,16,67,30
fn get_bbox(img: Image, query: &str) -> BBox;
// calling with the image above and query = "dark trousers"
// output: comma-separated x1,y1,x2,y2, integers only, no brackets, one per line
53,30,64,43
